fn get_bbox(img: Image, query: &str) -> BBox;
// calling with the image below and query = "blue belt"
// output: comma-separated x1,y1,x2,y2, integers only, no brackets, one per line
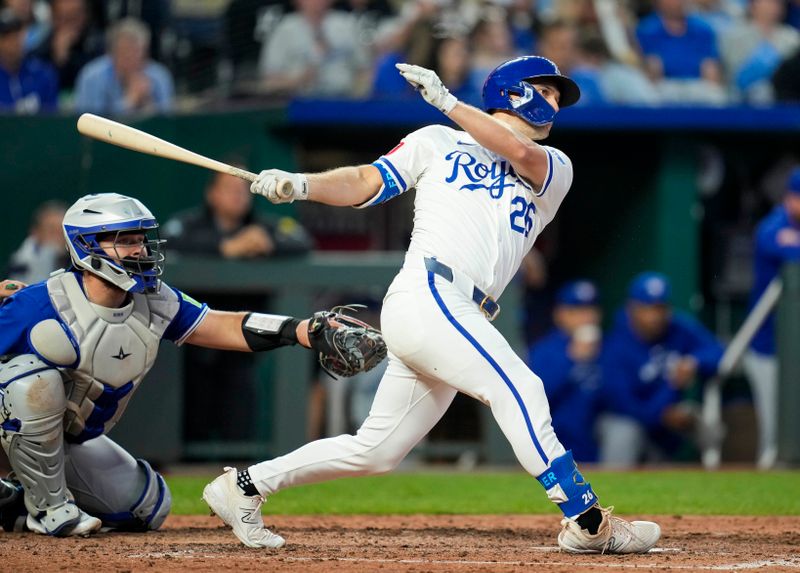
424,257,500,321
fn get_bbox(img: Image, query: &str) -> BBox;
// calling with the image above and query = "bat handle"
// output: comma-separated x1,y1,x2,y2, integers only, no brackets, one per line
277,179,295,200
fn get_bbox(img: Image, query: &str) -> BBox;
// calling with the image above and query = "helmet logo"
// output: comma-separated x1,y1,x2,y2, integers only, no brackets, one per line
510,83,535,110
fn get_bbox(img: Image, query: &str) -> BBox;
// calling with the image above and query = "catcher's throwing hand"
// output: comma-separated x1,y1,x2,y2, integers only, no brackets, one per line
395,63,458,114
250,169,309,204
0,280,26,300
307,306,387,378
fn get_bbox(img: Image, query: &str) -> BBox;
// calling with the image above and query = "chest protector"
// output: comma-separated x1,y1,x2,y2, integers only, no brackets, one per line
43,272,179,443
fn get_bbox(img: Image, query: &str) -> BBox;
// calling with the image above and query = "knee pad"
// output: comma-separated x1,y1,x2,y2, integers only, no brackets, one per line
536,450,598,518
0,355,70,517
99,459,171,531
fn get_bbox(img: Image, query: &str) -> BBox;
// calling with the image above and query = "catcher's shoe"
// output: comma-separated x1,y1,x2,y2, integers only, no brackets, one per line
0,477,26,532
26,503,102,537
202,467,285,549
558,505,660,554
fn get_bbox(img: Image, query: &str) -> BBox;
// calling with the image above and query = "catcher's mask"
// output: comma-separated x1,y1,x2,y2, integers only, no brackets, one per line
63,193,165,294
482,56,580,127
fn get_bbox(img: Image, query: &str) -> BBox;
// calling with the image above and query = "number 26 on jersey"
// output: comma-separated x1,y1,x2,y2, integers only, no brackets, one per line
510,197,536,237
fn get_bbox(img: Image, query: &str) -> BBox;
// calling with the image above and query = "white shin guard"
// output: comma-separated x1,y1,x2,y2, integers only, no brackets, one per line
0,355,74,532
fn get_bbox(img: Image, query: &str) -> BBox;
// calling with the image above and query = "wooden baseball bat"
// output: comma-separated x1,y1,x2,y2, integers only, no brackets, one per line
76,113,294,198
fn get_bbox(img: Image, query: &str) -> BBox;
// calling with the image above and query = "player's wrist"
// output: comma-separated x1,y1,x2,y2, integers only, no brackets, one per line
241,313,301,351
440,93,458,115
292,173,309,201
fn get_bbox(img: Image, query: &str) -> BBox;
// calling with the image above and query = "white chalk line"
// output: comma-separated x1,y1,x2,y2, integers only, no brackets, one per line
126,549,800,569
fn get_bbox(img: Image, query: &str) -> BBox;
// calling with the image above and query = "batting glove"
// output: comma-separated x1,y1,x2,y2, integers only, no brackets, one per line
250,169,309,204
396,63,458,114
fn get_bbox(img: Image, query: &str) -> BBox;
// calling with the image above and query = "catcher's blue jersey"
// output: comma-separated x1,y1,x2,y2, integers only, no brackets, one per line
0,271,207,358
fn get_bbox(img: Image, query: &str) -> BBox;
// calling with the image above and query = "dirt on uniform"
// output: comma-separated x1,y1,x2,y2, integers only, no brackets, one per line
0,514,798,572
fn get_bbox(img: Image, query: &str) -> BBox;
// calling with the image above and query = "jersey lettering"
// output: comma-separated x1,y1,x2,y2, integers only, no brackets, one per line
444,150,516,199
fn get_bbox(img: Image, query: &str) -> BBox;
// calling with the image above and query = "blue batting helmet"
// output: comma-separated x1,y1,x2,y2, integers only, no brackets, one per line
482,56,580,127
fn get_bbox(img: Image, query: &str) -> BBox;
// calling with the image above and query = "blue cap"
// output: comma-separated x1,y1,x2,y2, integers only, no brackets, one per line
628,272,671,304
556,280,599,306
787,167,800,196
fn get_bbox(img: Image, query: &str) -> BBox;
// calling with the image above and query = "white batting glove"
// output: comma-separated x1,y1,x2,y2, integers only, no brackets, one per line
395,63,458,114
250,169,309,204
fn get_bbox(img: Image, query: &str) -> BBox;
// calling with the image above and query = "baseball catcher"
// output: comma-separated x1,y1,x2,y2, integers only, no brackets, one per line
0,192,386,537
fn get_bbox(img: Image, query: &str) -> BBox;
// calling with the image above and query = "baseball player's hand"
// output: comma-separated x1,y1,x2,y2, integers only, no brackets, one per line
661,403,697,432
396,63,458,114
250,169,309,204
0,280,26,299
668,356,698,389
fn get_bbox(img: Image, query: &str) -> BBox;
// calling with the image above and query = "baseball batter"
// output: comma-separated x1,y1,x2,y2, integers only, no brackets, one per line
0,193,383,537
204,56,661,554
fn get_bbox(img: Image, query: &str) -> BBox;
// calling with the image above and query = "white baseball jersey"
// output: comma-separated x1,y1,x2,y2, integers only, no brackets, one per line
361,124,573,299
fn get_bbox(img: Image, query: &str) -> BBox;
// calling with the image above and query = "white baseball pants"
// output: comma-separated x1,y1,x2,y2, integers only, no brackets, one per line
249,256,566,495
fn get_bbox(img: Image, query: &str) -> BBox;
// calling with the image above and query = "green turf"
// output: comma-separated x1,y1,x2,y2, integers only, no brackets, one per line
168,470,800,516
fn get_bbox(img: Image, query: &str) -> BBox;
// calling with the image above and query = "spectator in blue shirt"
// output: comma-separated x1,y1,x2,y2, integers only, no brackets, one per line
0,8,57,113
636,0,726,103
599,272,724,467
74,17,173,115
743,167,800,469
528,280,603,463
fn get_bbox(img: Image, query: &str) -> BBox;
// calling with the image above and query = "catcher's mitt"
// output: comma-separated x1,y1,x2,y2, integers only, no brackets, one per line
308,305,387,378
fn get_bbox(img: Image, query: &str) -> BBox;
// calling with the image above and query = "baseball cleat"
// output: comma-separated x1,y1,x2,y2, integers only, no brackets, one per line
558,505,660,554
26,503,102,537
202,466,285,549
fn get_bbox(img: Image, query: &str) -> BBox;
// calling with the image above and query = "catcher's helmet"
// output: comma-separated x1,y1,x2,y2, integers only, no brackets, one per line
62,193,165,293
482,56,580,126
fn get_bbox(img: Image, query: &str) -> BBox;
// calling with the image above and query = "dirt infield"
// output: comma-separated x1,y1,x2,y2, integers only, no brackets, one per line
0,515,798,572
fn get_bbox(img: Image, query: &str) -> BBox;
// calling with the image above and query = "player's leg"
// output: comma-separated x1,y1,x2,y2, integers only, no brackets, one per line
64,435,171,531
403,274,660,554
743,351,778,469
0,355,101,536
203,353,457,547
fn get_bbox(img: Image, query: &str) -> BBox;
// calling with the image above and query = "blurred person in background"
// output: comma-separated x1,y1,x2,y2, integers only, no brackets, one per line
537,20,606,105
74,17,173,114
772,45,800,101
431,34,478,101
528,280,603,463
689,0,742,35
519,246,553,346
258,0,370,98
0,7,57,112
743,167,800,470
573,29,661,104
370,1,441,99
163,170,312,259
599,272,724,467
636,0,727,104
2,0,47,52
30,0,102,94
719,0,800,104
467,6,516,92
163,169,312,444
506,0,538,54
6,200,68,284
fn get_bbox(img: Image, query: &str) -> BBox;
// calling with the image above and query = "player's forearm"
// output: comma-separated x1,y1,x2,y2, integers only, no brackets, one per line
307,165,378,206
186,310,311,350
447,103,547,177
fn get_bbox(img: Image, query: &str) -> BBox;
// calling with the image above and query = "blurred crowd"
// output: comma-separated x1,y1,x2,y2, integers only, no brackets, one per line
2,0,800,115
